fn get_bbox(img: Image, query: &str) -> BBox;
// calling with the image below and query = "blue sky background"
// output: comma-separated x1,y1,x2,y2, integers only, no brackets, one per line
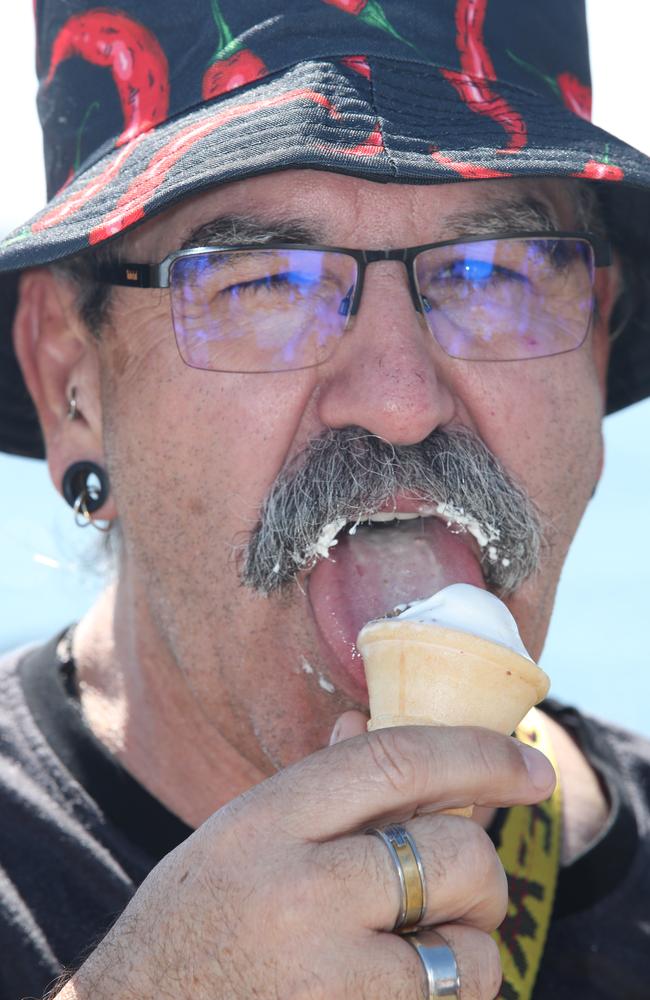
1,3,649,733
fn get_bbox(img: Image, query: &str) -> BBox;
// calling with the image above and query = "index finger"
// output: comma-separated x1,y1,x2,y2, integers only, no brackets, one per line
252,725,556,840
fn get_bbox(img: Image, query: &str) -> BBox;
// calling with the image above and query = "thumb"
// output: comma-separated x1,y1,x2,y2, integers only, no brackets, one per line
329,710,369,745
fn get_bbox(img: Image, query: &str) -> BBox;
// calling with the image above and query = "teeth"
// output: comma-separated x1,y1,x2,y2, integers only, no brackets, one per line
366,512,424,523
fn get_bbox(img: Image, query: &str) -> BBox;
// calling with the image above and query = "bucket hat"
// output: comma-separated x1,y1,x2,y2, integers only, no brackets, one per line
1,0,650,458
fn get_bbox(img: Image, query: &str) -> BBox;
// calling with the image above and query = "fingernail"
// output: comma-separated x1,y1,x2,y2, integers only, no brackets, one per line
329,719,344,746
520,745,556,790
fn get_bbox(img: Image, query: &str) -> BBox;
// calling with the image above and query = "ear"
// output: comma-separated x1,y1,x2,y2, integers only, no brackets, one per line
12,267,117,521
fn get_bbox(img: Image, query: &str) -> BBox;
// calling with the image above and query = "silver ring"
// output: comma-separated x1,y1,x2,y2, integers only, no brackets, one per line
405,930,460,999
366,823,426,931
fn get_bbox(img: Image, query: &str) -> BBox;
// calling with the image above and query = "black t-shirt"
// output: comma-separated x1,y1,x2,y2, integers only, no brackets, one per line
0,630,649,999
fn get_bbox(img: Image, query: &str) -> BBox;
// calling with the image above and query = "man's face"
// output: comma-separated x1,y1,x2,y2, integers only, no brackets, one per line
89,170,611,771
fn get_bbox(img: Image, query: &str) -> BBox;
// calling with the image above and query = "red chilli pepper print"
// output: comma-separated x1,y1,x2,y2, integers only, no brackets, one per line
89,89,342,243
441,0,527,152
340,55,371,80
202,1,267,100
322,0,416,49
324,0,368,13
203,50,267,100
507,52,592,123
32,134,147,232
556,73,592,122
46,12,169,147
430,149,512,179
573,159,624,181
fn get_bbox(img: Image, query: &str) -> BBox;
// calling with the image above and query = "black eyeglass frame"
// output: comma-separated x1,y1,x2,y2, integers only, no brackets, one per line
93,231,611,364
94,228,611,302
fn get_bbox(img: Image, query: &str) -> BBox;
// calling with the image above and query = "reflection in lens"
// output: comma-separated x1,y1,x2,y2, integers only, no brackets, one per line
169,249,358,372
415,238,595,361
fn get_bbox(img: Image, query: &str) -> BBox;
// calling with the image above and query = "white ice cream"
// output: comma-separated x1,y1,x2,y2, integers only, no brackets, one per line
393,583,532,660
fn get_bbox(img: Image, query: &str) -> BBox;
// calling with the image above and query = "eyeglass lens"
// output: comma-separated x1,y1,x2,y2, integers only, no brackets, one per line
170,249,357,373
414,237,595,361
169,239,596,373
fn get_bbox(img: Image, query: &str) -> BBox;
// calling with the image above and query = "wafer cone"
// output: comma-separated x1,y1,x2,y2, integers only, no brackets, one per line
357,619,550,816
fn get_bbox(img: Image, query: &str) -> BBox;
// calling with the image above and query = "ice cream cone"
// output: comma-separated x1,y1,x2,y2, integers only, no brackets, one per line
358,618,549,732
357,618,550,817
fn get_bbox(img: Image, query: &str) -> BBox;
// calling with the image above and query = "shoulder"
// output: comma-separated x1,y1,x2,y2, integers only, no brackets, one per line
0,639,46,769
0,635,88,826
0,635,140,992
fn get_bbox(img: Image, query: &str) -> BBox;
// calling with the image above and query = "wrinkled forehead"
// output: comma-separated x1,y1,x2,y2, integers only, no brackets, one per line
122,171,581,259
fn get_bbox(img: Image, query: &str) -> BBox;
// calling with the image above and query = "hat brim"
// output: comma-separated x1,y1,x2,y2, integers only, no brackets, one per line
2,56,649,457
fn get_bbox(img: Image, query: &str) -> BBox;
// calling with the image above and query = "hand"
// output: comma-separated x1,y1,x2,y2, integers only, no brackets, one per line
56,723,555,1000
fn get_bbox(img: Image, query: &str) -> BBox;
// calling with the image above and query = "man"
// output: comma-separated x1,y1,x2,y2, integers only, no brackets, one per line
0,1,649,998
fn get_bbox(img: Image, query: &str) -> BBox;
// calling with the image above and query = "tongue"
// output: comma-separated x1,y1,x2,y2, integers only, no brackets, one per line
308,519,485,693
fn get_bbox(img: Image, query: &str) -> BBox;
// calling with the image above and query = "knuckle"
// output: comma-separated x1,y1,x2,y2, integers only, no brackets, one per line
365,729,419,797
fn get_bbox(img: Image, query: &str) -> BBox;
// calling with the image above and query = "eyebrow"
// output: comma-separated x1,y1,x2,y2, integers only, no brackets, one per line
443,196,561,238
179,196,561,251
181,215,325,249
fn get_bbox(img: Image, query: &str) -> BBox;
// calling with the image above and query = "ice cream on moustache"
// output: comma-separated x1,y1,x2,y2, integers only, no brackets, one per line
356,583,550,735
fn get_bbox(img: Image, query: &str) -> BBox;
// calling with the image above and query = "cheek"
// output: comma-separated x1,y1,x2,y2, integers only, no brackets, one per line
463,358,605,657
466,357,604,536
98,322,324,729
100,310,319,542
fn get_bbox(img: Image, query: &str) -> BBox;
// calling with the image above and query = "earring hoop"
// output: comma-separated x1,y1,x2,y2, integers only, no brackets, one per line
62,461,111,532
72,490,112,532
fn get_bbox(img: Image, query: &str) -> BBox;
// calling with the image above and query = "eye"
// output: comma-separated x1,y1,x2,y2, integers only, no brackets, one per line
435,257,527,285
220,270,321,297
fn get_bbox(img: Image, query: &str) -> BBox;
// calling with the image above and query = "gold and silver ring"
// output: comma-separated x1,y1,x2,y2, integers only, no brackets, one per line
366,822,427,931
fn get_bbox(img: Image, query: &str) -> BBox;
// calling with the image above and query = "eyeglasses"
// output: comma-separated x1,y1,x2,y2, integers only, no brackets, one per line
96,232,611,373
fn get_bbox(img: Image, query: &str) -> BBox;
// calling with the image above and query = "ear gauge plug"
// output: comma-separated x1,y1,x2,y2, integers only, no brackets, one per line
61,461,111,532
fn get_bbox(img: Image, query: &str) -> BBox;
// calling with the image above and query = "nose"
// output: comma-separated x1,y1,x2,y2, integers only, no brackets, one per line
316,261,456,445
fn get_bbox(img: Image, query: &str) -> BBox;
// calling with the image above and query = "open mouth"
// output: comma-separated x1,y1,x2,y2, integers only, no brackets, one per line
306,504,489,698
